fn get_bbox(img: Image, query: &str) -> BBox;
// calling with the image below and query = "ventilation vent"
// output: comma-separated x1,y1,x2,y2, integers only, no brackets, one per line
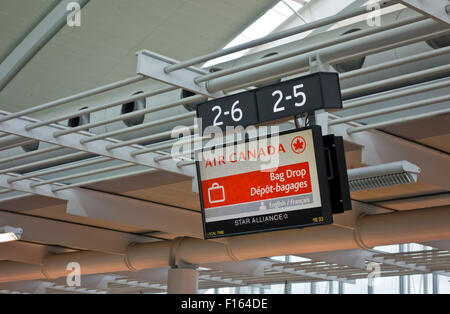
68,107,90,128
21,140,39,152
426,34,450,49
333,29,366,73
121,91,146,127
349,172,417,192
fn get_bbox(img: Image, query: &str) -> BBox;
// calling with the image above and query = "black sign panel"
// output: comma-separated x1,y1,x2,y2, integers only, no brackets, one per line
256,72,342,123
196,91,258,134
323,135,352,214
196,72,342,132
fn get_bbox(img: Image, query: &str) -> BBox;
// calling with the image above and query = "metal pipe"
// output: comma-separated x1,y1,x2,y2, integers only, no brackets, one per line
0,151,87,175
0,75,146,123
343,79,450,109
51,168,157,192
339,47,450,80
0,206,449,282
195,15,425,84
206,19,447,93
0,0,61,64
26,86,177,131
347,108,450,134
0,146,62,165
106,125,196,151
79,111,196,144
131,133,207,157
29,163,136,188
0,193,33,203
0,0,91,92
0,138,37,152
219,28,450,94
330,95,450,126
341,64,450,97
52,94,204,137
7,156,111,183
163,1,396,73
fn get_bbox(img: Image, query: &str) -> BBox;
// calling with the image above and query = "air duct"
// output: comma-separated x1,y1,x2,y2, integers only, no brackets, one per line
0,206,449,283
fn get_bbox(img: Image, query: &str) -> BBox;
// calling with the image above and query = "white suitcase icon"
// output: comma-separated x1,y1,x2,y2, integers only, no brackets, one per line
208,183,225,204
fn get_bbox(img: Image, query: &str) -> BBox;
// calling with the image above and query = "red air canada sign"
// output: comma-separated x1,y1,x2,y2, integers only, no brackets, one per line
196,126,333,238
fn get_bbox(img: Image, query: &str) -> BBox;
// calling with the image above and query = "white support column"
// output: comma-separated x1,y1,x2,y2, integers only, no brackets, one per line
167,268,199,294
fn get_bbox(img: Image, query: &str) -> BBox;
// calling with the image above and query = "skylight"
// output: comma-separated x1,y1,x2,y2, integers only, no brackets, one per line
203,0,310,68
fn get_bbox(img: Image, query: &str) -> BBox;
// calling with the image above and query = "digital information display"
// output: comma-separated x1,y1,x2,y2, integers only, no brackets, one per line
196,126,333,239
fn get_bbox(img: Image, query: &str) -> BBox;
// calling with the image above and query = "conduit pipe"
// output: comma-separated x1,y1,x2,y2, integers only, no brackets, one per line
0,206,449,283
206,19,448,93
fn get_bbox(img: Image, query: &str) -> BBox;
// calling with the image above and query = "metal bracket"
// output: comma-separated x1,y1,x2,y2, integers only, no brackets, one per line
137,50,225,98
308,53,330,73
307,54,331,135
398,0,450,26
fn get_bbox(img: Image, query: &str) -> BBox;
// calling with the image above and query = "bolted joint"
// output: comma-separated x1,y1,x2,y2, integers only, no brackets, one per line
169,237,197,270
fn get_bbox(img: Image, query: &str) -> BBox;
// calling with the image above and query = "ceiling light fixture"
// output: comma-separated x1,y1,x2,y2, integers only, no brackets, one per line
347,161,421,192
0,226,23,243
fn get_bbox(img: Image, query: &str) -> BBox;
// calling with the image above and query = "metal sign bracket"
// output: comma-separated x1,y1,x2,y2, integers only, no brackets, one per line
136,50,225,98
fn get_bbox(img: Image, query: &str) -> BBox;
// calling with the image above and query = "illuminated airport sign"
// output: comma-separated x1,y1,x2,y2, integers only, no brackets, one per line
196,126,333,238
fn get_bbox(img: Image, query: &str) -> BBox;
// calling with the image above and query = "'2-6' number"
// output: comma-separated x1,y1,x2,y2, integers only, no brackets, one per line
272,84,306,113
212,100,243,126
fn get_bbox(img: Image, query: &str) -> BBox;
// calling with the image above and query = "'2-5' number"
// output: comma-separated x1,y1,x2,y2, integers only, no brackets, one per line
272,84,306,113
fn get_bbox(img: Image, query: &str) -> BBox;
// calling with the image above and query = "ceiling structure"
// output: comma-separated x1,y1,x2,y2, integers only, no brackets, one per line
0,0,448,294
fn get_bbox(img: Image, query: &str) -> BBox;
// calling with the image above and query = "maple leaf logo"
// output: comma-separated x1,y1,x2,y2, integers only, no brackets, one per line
291,136,306,154
293,139,304,151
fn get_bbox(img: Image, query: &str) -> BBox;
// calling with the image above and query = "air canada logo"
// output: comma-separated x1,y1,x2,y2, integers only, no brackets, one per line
291,136,306,154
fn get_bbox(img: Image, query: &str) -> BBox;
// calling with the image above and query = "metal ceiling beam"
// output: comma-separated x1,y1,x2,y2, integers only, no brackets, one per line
199,274,267,289
300,249,376,270
0,173,203,239
0,0,90,91
137,50,224,98
0,281,52,294
329,117,450,191
398,0,450,25
369,250,450,277
267,264,355,284
0,211,155,255
202,259,273,277
0,110,195,178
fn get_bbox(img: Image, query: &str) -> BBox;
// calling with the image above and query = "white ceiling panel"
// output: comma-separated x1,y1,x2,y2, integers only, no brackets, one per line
0,0,276,112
